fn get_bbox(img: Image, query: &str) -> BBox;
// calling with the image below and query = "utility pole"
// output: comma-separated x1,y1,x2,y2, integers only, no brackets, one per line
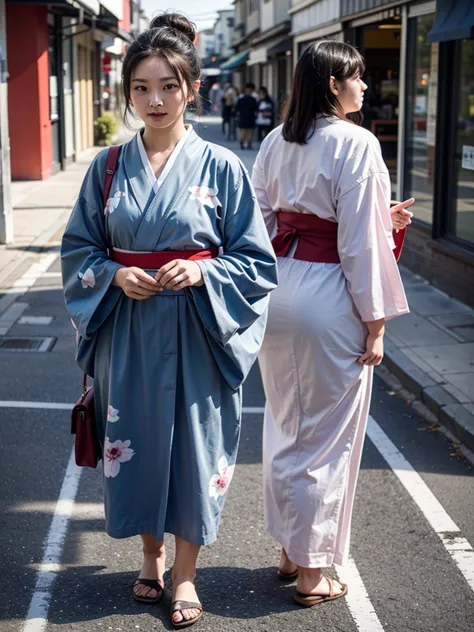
0,0,13,245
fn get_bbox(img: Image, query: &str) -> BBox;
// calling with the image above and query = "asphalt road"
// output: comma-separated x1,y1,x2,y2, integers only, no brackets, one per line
1,119,474,632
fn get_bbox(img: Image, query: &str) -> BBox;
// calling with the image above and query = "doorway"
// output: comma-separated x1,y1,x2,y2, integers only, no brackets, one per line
354,18,402,192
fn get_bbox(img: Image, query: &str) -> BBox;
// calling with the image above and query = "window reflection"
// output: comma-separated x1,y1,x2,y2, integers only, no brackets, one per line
453,39,474,244
404,14,438,226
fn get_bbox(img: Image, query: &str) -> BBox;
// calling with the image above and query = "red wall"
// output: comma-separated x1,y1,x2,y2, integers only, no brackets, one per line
120,0,130,34
6,5,52,180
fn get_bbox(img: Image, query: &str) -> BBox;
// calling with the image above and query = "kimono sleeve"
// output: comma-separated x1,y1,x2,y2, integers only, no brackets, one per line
251,148,277,239
61,157,123,340
337,172,409,322
192,167,278,346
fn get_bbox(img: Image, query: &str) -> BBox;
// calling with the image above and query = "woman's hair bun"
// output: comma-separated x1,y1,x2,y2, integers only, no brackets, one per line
149,12,196,43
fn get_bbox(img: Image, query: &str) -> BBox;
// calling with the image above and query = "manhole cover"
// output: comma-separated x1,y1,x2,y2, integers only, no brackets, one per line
0,337,55,352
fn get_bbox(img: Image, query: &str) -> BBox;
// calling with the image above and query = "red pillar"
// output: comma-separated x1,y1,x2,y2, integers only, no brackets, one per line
6,5,52,180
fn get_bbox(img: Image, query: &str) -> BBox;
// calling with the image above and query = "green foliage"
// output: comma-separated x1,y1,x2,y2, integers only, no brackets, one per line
94,112,118,146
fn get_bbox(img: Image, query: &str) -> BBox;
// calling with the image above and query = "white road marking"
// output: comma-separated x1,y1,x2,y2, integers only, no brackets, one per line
18,316,54,326
22,447,82,632
0,402,268,413
337,556,385,632
368,415,474,592
0,401,72,410
0,302,29,335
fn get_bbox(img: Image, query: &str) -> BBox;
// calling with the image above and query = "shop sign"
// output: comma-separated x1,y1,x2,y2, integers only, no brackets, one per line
461,146,474,171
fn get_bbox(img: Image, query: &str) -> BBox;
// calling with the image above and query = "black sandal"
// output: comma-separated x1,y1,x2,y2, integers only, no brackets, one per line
170,600,203,629
132,578,164,604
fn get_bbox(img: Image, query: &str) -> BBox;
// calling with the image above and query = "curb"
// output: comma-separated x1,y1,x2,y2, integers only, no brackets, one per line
383,345,474,453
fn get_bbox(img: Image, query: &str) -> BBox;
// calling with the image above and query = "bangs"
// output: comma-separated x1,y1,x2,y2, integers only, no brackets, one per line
341,46,366,80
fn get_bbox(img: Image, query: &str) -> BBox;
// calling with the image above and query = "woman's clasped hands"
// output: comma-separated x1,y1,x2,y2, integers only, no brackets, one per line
113,259,204,300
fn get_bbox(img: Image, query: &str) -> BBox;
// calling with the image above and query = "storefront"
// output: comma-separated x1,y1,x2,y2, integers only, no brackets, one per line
344,5,404,193
400,0,474,306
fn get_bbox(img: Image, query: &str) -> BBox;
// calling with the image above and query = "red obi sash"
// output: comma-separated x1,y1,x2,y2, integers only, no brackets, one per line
271,211,405,263
111,247,219,268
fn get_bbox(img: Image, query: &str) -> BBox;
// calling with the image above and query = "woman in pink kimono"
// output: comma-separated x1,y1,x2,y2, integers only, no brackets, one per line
252,41,413,606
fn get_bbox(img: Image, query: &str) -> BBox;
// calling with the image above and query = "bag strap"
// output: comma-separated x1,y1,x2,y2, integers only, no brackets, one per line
103,145,121,248
80,145,121,389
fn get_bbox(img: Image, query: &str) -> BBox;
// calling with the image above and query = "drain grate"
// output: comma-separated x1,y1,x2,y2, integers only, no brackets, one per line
0,336,55,352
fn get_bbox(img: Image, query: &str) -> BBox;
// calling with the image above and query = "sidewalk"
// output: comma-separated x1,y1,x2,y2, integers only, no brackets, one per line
1,116,473,451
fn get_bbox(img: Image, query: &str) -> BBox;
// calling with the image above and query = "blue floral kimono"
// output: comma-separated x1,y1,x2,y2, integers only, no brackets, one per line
61,126,277,544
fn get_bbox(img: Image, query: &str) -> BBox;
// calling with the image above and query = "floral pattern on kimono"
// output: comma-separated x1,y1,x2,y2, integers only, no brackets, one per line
104,438,135,478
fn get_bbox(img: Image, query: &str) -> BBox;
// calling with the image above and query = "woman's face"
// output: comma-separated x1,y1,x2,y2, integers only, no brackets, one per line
130,56,199,130
332,72,367,115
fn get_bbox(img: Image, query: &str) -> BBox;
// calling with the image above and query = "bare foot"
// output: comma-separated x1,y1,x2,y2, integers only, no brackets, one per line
133,543,166,601
278,549,298,575
297,570,345,597
171,575,201,624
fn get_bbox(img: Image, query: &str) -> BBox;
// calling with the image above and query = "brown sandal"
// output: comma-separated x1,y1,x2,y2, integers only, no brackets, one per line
170,600,203,629
294,576,348,607
277,568,299,582
132,578,164,604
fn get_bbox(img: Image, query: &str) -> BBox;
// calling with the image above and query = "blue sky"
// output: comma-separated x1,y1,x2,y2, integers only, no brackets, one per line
140,1,233,31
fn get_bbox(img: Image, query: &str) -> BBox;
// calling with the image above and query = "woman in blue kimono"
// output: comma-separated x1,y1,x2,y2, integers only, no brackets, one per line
61,12,277,628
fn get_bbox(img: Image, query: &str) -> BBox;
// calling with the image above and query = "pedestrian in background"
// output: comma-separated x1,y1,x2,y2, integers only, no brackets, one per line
252,40,413,607
61,12,277,629
222,81,237,140
256,86,275,142
236,82,257,149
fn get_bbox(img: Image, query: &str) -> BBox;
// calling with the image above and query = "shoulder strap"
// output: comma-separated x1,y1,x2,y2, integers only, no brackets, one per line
104,145,121,204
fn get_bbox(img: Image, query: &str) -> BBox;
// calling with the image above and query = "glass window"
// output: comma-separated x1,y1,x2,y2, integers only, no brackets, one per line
452,39,474,244
404,14,438,225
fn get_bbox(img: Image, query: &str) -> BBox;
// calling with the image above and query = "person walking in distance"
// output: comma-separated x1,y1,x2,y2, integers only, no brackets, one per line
61,12,277,629
252,40,413,607
236,82,257,149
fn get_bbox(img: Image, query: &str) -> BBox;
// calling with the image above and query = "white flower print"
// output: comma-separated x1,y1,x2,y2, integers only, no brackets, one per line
103,437,135,478
208,456,235,500
107,405,120,423
104,191,126,215
78,267,95,289
188,185,220,209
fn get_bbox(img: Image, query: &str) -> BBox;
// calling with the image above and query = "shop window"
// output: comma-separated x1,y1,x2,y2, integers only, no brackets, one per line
404,14,438,226
451,39,474,245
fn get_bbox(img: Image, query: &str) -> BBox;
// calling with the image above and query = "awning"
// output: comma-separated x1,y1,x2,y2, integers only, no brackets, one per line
201,68,222,77
428,0,474,42
267,38,292,57
220,50,250,70
248,46,267,66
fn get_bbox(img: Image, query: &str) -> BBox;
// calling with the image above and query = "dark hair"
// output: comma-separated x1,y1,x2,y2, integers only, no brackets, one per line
245,82,255,90
282,40,365,145
122,12,201,124
259,86,270,100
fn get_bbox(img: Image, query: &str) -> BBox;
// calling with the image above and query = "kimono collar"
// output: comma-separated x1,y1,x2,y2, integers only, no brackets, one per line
137,125,193,193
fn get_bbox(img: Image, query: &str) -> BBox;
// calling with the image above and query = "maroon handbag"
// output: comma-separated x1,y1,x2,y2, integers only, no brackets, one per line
70,145,121,467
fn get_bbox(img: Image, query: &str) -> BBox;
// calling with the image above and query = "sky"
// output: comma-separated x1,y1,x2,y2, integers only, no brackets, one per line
140,0,234,32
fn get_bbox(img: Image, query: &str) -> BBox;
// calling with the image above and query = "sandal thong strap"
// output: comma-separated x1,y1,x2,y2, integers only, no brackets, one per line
134,578,163,591
171,600,203,614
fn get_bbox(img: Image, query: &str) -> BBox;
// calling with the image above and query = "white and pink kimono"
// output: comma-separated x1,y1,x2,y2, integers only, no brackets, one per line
252,116,409,568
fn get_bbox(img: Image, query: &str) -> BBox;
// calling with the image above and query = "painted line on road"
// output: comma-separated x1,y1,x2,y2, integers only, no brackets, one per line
337,556,385,632
0,402,267,414
22,447,82,632
368,415,474,593
0,401,73,410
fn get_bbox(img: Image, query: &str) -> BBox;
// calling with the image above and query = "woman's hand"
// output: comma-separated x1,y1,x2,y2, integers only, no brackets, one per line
390,198,414,232
358,333,384,366
155,259,204,290
359,317,385,366
112,267,161,300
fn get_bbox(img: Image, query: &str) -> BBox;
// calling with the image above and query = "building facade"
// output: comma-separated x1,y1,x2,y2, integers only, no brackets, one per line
4,0,131,181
